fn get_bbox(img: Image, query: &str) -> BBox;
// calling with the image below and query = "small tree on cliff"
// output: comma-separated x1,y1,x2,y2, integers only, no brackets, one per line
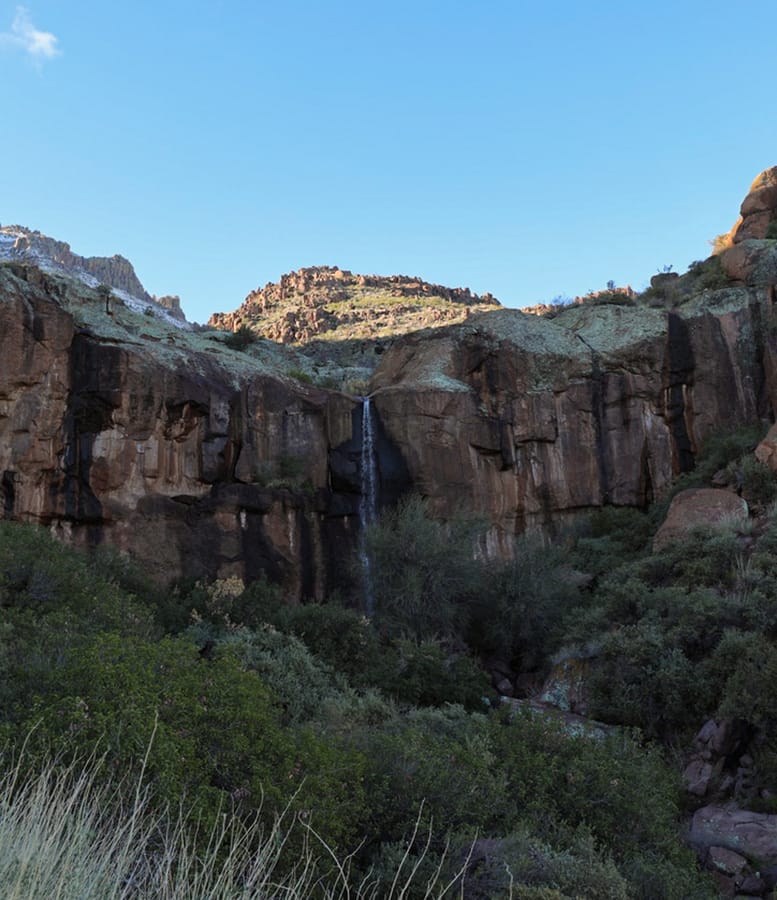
97,283,113,315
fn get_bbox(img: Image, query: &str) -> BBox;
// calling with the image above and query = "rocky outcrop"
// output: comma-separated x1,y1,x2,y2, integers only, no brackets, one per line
0,224,153,302
731,167,777,244
0,263,365,597
209,266,501,344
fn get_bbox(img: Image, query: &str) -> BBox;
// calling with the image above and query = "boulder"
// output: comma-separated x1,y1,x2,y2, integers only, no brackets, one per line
690,805,777,866
720,239,777,285
709,845,748,875
653,489,748,551
755,423,777,473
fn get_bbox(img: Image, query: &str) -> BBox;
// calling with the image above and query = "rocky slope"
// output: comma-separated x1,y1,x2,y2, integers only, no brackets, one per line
209,266,501,344
2,168,777,592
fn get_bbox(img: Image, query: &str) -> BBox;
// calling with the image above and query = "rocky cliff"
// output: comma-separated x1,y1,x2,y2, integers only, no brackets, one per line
368,285,775,553
3,169,777,592
0,262,367,596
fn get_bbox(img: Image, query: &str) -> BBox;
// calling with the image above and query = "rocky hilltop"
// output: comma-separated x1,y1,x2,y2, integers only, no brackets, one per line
209,266,501,344
1,168,777,593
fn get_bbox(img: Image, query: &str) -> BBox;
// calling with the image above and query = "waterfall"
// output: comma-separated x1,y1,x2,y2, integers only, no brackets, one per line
359,396,378,616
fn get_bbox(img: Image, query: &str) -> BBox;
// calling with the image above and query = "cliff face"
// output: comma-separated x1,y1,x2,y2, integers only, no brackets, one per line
0,263,362,597
369,287,776,554
0,225,153,302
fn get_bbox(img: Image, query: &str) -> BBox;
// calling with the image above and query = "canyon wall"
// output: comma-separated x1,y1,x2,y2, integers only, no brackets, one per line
0,264,364,598
3,237,777,595
370,287,777,555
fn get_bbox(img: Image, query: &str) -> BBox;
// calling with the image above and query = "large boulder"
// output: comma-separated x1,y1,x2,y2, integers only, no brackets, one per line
719,239,777,284
731,167,777,243
653,488,748,552
690,805,777,867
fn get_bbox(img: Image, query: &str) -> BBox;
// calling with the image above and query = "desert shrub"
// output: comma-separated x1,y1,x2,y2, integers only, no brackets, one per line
353,706,511,848
88,543,165,617
363,495,484,639
17,633,366,852
579,506,653,553
621,852,715,900
212,625,348,724
705,630,777,731
585,622,701,738
740,454,777,506
487,707,688,863
467,536,579,671
686,254,731,289
268,600,380,684
287,368,312,384
0,523,154,719
222,324,257,351
694,425,764,477
369,826,630,900
372,638,491,710
652,524,742,591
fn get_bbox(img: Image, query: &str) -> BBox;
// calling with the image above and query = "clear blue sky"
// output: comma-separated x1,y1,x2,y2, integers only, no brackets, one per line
1,1,775,324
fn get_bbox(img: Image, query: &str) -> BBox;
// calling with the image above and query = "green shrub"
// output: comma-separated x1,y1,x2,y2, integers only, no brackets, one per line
363,495,483,639
287,368,313,384
487,707,688,862
213,625,348,724
0,523,154,718
18,633,366,852
740,454,777,506
372,638,491,710
468,536,580,671
222,324,257,351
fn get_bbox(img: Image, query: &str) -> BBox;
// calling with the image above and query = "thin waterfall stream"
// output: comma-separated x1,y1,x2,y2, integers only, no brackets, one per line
359,396,378,616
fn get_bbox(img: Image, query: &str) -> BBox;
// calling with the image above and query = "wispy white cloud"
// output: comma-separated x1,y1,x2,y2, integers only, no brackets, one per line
0,6,61,61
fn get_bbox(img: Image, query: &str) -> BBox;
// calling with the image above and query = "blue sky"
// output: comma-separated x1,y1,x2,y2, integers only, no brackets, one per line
1,1,775,324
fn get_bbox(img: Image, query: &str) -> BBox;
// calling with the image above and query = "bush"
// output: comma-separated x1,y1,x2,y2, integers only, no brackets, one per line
363,495,483,639
17,633,366,852
0,523,154,718
487,707,689,863
222,324,257,351
468,536,580,671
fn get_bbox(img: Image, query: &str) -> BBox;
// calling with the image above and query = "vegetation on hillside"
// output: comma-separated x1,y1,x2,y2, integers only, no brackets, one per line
0,494,732,897
6,424,777,896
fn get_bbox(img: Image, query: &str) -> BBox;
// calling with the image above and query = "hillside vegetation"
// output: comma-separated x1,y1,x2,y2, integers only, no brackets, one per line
13,453,777,894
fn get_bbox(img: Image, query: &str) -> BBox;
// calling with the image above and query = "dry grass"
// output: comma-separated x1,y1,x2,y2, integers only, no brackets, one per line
0,736,471,899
